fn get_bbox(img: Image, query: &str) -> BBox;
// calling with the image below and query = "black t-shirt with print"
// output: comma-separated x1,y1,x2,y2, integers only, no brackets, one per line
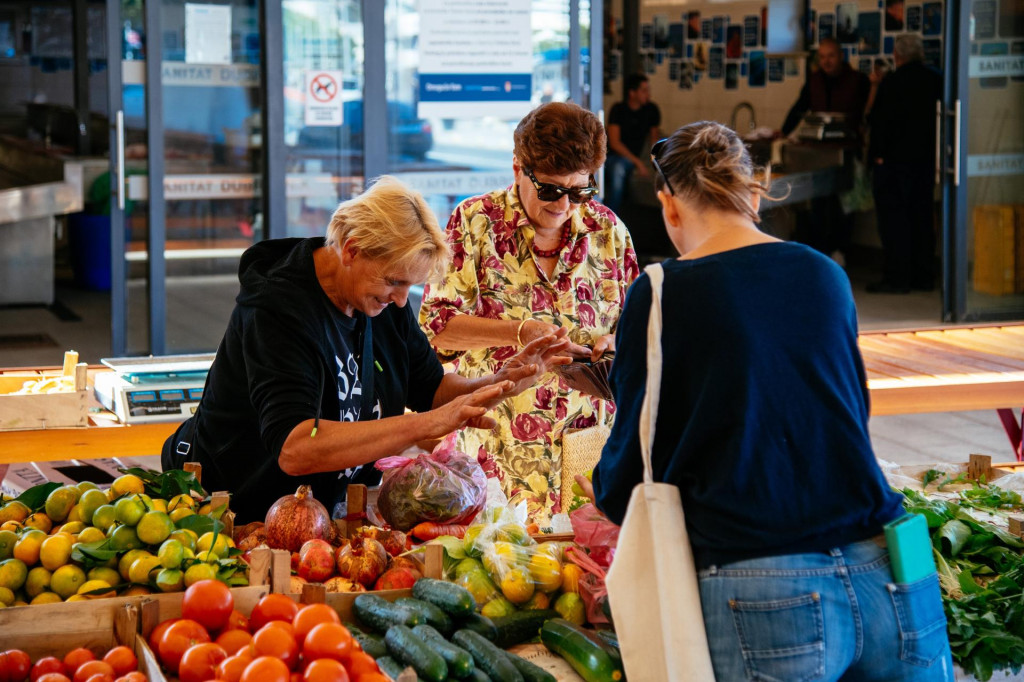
161,238,444,523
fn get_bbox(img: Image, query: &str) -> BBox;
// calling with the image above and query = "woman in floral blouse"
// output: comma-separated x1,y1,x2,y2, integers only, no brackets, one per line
419,102,639,524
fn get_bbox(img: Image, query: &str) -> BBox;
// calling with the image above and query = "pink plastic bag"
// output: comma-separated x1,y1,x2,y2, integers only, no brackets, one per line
568,504,621,624
375,433,487,531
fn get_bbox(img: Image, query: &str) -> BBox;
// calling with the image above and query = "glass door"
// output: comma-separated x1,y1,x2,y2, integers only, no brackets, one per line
943,0,1024,321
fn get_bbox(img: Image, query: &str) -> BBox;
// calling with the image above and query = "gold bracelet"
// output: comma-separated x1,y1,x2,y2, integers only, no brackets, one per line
516,319,529,348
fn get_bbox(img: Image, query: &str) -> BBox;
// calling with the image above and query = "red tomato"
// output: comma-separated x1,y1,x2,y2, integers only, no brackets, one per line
220,609,250,633
292,605,340,647
157,619,211,674
302,658,349,682
100,648,136,678
72,661,114,682
215,653,253,682
34,675,71,682
177,642,228,682
343,652,377,677
215,629,254,656
182,579,234,632
62,650,95,678
147,618,179,654
239,656,290,682
82,675,113,682
352,675,389,682
112,675,146,682
0,649,31,682
30,657,64,681
249,594,299,631
251,624,299,670
302,624,353,663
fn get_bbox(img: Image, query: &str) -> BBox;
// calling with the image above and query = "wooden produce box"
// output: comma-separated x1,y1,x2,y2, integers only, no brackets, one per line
972,204,1024,296
0,363,89,430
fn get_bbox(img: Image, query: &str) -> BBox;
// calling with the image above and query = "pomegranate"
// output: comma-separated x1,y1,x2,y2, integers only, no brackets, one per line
336,537,389,587
298,539,336,582
264,485,333,553
374,565,420,591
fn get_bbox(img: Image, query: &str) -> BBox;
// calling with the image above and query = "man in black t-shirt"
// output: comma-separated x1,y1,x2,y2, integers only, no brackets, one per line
604,73,661,212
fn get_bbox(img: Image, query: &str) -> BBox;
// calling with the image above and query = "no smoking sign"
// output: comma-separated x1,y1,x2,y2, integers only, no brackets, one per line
304,70,344,126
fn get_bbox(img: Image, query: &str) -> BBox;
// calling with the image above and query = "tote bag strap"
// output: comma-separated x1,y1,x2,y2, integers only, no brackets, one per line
639,263,665,485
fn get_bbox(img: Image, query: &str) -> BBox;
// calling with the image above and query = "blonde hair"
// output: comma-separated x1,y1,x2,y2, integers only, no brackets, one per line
654,121,775,223
325,175,449,278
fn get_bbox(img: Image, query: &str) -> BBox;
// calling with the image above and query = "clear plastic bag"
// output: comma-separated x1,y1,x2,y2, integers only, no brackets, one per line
375,433,487,531
566,504,621,624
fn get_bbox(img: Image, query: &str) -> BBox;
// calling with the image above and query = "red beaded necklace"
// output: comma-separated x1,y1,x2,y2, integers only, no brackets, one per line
532,223,571,258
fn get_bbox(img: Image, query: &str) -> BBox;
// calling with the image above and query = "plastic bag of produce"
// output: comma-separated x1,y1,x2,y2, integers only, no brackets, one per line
375,434,486,531
569,502,619,568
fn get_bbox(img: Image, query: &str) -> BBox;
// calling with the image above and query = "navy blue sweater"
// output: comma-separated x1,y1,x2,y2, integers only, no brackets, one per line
593,242,904,569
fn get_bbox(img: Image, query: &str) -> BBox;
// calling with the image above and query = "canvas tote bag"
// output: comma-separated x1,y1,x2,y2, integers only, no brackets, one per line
604,263,717,682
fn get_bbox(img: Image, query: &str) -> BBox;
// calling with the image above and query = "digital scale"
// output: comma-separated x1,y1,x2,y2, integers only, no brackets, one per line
94,354,215,424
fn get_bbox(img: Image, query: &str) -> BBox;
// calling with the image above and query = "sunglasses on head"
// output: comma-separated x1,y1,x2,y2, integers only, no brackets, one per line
524,167,599,204
651,138,675,196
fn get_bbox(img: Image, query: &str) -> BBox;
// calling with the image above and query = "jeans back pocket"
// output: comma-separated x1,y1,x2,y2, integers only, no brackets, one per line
889,573,949,667
730,592,826,682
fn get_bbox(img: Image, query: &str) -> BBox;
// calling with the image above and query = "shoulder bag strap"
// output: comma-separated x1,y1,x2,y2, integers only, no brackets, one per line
359,316,375,419
639,263,665,485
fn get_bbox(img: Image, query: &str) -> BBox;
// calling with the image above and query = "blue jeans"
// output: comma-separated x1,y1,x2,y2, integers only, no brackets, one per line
603,154,634,213
698,539,953,681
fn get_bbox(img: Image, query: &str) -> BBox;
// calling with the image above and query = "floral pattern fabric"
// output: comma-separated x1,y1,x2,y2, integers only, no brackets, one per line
419,184,639,524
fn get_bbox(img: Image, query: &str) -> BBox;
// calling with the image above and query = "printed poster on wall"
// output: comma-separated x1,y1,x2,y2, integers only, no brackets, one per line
906,5,922,31
858,13,881,55
688,12,702,39
418,0,532,119
743,16,760,47
185,3,232,65
768,57,784,81
709,46,724,78
973,0,996,39
819,13,835,42
749,51,766,87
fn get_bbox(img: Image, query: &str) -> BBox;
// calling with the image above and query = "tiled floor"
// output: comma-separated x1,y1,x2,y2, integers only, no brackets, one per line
0,257,1019,467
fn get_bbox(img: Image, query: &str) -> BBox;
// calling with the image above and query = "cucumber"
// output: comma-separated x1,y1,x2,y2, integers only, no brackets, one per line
463,669,491,682
412,624,475,679
413,578,477,616
540,618,624,682
451,629,524,682
385,624,448,682
504,651,557,682
376,655,420,681
353,593,423,634
345,622,388,659
397,597,454,635
490,609,560,648
455,612,498,641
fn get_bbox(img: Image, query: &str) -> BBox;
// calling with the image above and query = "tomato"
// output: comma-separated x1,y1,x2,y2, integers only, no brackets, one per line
177,642,228,682
100,648,136,678
157,619,211,674
249,594,299,631
302,623,353,663
343,652,377,677
112,674,146,682
30,657,64,681
292,605,340,647
215,629,254,656
0,649,31,682
62,650,95,678
352,675,389,682
220,609,250,633
72,661,114,682
182,579,234,632
82,675,114,682
251,624,299,670
239,656,290,682
34,675,71,682
147,618,179,654
215,653,253,682
302,658,349,682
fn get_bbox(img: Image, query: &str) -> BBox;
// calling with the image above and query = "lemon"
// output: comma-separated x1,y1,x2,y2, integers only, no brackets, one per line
0,558,28,591
24,566,52,598
561,563,582,594
111,474,146,497
44,486,80,522
66,504,84,524
483,541,524,577
155,568,184,592
0,586,14,605
91,504,117,532
114,496,146,527
23,512,52,533
456,569,500,606
76,527,106,544
78,579,116,598
195,549,220,563
108,524,143,551
0,530,17,561
59,521,86,536
183,562,217,587
65,594,89,602
196,532,232,556
148,497,169,513
118,549,152,581
157,539,184,569
500,566,535,604
554,592,586,625
39,533,73,571
528,553,563,593
169,529,198,551
128,556,162,585
13,529,46,565
136,511,174,546
0,501,30,524
78,489,109,525
481,595,517,619
51,564,87,598
30,591,62,604
168,507,195,524
87,566,121,587
168,494,197,512
76,480,99,493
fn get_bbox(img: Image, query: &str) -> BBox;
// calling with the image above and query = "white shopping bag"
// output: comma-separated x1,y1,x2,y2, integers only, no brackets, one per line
604,263,717,682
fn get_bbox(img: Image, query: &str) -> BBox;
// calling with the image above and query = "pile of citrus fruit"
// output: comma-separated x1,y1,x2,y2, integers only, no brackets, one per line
0,473,245,606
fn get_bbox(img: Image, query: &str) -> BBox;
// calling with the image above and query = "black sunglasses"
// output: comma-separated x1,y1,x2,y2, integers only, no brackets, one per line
651,138,675,195
524,167,599,204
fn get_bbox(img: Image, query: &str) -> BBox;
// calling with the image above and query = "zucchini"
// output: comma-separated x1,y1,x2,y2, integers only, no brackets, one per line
397,597,454,635
376,655,420,681
454,612,498,641
385,624,448,682
595,629,619,649
463,669,491,682
585,629,622,668
540,618,624,682
451,629,524,682
353,593,423,634
345,622,388,659
413,578,477,616
412,624,475,679
504,651,556,682
490,609,560,648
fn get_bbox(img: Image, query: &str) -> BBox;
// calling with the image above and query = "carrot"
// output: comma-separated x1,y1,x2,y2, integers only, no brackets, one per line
411,522,468,540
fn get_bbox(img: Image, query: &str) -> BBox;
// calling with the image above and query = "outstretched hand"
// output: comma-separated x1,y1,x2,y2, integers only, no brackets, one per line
497,327,573,395
426,380,513,436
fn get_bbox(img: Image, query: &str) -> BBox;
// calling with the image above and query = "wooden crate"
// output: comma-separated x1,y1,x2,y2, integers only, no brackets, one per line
972,205,1020,296
0,364,89,430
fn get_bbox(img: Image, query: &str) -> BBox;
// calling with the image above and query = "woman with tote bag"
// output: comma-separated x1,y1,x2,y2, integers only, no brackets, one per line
586,121,953,681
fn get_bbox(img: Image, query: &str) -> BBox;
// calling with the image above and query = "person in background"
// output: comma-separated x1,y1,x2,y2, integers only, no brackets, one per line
583,121,953,680
420,102,639,524
866,34,942,294
603,73,661,213
161,176,571,523
781,38,870,266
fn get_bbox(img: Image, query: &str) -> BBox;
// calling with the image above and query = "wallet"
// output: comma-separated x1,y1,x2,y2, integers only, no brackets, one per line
883,512,936,583
551,357,614,400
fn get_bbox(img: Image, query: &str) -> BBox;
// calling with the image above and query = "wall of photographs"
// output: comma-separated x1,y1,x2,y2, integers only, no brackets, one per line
603,0,946,134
